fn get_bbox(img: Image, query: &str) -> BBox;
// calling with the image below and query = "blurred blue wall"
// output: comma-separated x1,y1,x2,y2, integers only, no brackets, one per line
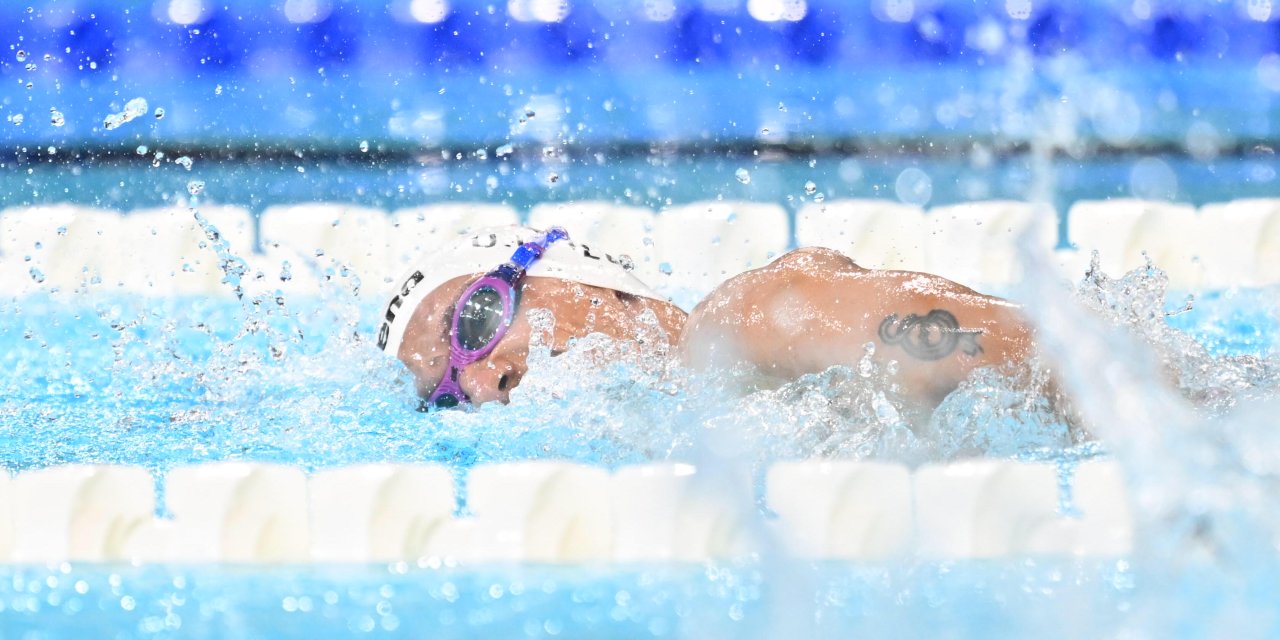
3,0,1279,148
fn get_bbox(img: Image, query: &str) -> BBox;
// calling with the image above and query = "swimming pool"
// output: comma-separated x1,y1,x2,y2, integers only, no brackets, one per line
5,0,1280,638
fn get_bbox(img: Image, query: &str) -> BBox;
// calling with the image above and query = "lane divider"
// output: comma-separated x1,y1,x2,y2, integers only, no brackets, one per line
0,459,1133,564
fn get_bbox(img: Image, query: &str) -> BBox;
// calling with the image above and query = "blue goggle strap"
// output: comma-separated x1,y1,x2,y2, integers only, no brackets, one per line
508,227,569,271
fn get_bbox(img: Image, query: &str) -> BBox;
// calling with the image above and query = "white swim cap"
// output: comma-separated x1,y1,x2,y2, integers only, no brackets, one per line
377,225,666,355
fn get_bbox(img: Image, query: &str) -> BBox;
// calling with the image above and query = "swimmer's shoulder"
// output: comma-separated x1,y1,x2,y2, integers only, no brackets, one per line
767,246,865,275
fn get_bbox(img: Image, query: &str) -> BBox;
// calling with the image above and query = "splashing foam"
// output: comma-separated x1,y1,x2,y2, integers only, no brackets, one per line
1014,235,1280,634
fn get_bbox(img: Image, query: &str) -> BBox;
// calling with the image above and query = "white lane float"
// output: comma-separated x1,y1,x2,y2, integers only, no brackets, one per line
10,465,154,562
308,463,455,563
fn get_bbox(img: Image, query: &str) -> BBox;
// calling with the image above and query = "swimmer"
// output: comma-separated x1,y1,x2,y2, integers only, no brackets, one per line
378,226,687,409
382,225,1038,413
678,246,1039,411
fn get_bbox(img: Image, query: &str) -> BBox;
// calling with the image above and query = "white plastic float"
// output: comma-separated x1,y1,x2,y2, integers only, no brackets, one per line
914,458,1133,557
1065,199,1227,289
9,465,154,562
123,205,256,296
924,200,1058,287
766,461,912,560
153,463,311,563
528,200,660,284
1196,199,1280,288
0,460,1135,564
256,203,391,298
308,463,454,563
650,200,790,293
796,199,930,273
611,463,753,562
388,203,519,277
449,461,613,562
3,198,1278,300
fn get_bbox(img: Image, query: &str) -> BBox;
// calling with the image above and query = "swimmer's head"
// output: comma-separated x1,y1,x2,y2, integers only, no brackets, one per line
379,226,686,407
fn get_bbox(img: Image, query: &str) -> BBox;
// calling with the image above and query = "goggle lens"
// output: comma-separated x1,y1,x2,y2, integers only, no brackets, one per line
433,393,461,409
456,286,506,352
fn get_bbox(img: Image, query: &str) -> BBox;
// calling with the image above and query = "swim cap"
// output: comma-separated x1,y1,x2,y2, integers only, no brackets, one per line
377,225,666,355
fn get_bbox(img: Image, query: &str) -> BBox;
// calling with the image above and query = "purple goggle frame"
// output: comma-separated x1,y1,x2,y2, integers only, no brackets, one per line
424,227,569,410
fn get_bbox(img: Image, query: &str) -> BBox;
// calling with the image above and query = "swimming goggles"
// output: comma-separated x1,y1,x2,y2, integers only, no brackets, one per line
423,227,569,411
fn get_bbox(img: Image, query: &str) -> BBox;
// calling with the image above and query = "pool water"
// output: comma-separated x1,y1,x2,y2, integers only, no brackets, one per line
0,220,1277,637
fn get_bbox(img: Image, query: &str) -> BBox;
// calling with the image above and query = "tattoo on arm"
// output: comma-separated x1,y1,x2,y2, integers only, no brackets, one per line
877,310,984,360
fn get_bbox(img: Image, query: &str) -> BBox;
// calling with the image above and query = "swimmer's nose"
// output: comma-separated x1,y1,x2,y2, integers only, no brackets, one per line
458,357,526,405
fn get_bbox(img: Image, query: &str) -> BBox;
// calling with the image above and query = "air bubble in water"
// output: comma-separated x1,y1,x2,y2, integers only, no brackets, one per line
10,114,23,125
153,107,165,120
136,145,148,155
804,180,817,195
187,180,205,196
49,109,64,127
175,156,193,171
359,140,369,153
735,167,751,184
15,50,27,62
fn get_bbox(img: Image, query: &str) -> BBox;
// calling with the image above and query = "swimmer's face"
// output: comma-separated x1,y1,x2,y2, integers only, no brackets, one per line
397,275,687,406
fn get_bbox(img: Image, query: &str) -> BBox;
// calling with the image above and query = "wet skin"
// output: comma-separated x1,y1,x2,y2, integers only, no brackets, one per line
397,274,688,405
396,248,1037,410
678,247,1038,410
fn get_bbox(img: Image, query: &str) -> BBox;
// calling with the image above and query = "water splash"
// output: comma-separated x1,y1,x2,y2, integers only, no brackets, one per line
103,98,148,131
1014,234,1280,636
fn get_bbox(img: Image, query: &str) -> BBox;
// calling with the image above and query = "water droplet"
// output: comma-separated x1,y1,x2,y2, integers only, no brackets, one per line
153,107,165,120
136,145,148,155
496,143,514,157
525,109,536,119
10,114,24,125
24,63,36,72
56,226,67,236
894,167,933,206
103,97,148,130
186,180,205,196
28,267,44,283
214,84,223,95
814,192,826,203
734,167,751,184
804,180,817,195
760,127,770,136
175,156,193,171
778,102,787,112
49,109,64,127
547,172,560,184
359,140,369,153
15,50,27,62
